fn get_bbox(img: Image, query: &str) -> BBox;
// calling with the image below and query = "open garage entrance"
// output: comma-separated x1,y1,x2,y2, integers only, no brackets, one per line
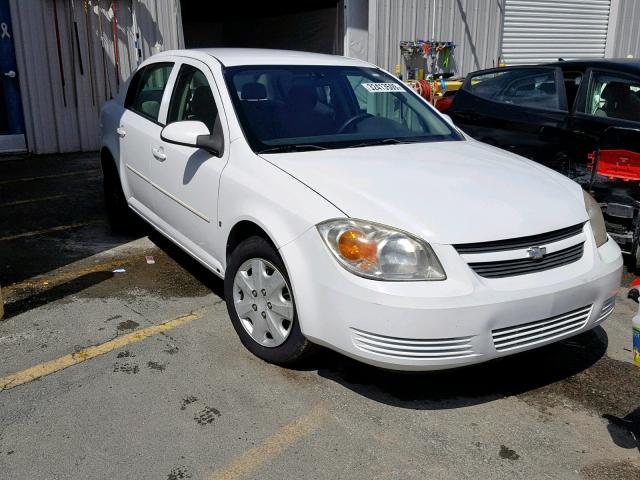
180,1,343,55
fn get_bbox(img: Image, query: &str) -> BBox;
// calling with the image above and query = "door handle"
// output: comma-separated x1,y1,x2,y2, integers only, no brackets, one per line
3,71,16,78
116,127,126,138
152,146,166,161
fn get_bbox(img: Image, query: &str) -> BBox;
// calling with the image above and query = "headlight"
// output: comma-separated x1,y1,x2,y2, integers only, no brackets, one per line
317,219,446,281
583,190,608,247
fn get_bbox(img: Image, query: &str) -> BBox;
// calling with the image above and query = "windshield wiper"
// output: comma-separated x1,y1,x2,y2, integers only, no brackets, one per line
257,144,329,154
346,137,427,149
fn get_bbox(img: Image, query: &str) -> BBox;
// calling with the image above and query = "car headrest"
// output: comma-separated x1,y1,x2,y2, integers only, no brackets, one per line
601,82,630,101
241,82,267,101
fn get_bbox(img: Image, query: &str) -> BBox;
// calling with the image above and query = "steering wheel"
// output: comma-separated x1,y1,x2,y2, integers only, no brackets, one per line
338,112,371,133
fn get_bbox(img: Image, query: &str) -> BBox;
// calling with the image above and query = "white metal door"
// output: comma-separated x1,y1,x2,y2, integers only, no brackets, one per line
502,0,612,65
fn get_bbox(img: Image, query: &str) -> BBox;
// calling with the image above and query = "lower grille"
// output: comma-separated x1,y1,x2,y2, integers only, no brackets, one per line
596,297,615,323
351,328,475,359
492,305,592,352
468,243,584,279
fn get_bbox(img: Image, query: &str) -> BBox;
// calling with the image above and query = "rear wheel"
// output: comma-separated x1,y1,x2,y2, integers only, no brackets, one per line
224,236,315,365
102,159,138,233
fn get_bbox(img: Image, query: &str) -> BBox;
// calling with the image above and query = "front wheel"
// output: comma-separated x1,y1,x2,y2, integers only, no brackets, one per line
224,236,315,365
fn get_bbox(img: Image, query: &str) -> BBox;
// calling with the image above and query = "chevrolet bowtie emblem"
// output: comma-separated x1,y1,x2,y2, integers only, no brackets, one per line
527,246,547,260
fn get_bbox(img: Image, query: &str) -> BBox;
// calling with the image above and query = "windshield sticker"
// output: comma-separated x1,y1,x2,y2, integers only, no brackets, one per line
362,82,404,93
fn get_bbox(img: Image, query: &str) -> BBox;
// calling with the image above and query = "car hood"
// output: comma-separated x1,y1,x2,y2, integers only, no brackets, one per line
261,140,588,244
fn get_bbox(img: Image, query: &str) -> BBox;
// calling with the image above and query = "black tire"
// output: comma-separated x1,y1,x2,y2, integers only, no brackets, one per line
102,159,139,233
631,240,640,273
224,236,316,365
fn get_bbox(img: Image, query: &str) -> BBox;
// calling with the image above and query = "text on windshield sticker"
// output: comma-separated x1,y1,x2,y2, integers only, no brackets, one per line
362,83,404,93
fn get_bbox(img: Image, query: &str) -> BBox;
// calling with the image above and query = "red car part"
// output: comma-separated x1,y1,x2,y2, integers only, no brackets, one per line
588,149,640,181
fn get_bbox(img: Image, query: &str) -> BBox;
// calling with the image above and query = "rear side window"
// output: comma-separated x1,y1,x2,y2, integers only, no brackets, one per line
125,62,174,123
580,71,640,124
466,68,561,111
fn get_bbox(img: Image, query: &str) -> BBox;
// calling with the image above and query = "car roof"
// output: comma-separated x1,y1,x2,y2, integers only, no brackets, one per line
541,58,640,75
160,48,374,68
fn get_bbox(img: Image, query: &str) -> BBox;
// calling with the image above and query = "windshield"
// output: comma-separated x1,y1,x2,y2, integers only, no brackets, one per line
224,65,463,153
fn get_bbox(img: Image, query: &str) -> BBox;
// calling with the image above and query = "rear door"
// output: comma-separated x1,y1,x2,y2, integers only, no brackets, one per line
449,66,570,170
119,61,174,216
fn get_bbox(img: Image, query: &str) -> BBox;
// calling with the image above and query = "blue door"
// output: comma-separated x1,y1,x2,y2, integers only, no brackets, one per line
0,0,25,152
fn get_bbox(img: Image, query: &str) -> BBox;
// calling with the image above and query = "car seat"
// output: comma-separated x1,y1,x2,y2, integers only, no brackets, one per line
597,82,640,121
281,85,333,137
239,82,281,141
190,86,219,133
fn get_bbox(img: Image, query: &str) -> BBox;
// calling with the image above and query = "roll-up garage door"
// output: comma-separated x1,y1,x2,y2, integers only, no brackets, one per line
502,0,611,65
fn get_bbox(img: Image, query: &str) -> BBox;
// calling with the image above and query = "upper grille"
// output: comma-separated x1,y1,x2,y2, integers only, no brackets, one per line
351,328,475,360
467,242,584,279
492,305,592,352
454,223,584,254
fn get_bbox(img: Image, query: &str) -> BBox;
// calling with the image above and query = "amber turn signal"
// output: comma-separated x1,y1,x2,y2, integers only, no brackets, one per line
337,229,377,263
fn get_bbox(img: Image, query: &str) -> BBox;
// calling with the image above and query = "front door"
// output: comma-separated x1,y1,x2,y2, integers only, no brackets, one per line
151,59,230,273
0,0,25,153
568,68,640,186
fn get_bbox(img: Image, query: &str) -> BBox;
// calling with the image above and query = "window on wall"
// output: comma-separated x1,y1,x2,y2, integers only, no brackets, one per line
124,62,174,122
581,71,640,124
466,68,562,111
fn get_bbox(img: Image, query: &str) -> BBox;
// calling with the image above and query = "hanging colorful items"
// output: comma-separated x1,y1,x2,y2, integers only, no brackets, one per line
399,40,458,106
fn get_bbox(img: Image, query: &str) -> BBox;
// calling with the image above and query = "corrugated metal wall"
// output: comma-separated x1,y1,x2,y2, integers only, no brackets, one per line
367,0,504,76
502,0,611,65
612,0,640,58
8,0,183,154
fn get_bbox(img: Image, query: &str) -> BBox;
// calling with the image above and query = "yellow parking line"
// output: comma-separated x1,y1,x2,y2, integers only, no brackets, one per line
0,221,102,242
0,169,101,185
208,405,327,480
0,312,203,392
0,195,65,208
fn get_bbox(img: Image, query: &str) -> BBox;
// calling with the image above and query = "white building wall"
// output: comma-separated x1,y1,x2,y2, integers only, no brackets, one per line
367,0,504,76
9,0,184,154
611,0,640,59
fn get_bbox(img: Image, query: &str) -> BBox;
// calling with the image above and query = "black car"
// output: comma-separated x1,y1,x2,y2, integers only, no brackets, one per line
448,59,640,267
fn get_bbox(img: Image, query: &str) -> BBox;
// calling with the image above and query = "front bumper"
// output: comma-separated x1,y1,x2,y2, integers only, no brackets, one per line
280,226,623,371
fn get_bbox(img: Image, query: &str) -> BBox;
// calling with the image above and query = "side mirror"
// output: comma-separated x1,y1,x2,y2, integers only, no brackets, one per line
161,120,224,157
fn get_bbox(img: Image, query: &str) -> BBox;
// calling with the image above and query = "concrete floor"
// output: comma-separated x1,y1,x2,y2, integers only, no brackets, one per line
0,153,639,480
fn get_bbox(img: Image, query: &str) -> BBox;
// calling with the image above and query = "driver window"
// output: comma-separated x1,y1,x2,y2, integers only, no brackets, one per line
167,64,219,133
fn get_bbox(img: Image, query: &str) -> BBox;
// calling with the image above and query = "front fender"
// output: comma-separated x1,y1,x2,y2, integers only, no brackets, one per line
217,141,344,270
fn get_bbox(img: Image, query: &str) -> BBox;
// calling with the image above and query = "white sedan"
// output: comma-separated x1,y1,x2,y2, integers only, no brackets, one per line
100,48,622,370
